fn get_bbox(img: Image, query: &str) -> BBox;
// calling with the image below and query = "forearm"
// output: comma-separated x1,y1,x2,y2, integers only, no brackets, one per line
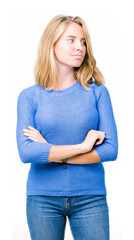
49,145,100,164
67,149,100,164
22,126,102,164
48,144,83,162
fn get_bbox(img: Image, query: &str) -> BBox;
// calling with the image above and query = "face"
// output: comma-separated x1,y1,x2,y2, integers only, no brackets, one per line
53,22,87,69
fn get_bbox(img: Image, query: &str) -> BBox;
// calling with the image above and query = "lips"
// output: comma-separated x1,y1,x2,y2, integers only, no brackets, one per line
72,55,83,58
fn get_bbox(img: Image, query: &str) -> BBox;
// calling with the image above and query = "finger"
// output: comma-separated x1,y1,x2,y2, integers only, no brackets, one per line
27,136,39,142
23,132,32,137
23,131,43,141
95,139,103,145
28,126,39,133
23,129,35,133
23,129,30,132
25,133,40,140
24,132,47,143
23,132,38,138
95,141,101,145
28,126,35,129
23,130,34,135
23,129,38,135
23,127,38,133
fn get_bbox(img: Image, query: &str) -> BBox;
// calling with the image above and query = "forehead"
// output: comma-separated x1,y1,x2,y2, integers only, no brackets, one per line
62,22,85,37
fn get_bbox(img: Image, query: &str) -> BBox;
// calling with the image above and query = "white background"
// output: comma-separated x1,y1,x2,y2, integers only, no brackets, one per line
0,0,133,239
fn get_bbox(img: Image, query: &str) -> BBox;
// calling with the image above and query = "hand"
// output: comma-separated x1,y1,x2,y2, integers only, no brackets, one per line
23,126,48,143
81,130,105,153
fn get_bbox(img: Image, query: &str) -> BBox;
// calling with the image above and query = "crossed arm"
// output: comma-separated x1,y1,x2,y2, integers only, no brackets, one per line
17,85,118,165
23,126,102,164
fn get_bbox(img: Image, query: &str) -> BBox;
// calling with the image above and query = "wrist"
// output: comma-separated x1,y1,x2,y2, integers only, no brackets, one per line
80,142,92,154
79,143,88,154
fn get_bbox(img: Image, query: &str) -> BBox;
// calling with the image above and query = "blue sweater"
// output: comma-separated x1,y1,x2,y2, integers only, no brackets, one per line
16,81,118,196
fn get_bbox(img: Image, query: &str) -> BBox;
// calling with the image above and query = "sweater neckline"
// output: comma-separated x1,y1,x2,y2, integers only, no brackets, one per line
39,81,80,96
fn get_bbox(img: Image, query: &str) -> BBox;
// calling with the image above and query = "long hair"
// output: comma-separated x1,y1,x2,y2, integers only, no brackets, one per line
34,15,105,91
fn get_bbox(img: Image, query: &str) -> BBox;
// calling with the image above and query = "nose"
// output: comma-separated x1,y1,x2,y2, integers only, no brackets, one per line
75,40,83,51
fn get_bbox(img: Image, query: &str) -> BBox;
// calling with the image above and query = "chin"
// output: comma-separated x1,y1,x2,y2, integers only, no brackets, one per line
73,60,84,68
73,63,83,68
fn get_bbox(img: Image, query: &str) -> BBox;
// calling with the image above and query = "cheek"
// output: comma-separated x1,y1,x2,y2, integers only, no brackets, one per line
54,43,71,60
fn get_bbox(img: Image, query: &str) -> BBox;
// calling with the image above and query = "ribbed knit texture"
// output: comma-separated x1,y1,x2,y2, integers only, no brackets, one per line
16,81,118,196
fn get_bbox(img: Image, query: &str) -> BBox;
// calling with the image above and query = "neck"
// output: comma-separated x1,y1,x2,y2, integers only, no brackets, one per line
54,63,76,90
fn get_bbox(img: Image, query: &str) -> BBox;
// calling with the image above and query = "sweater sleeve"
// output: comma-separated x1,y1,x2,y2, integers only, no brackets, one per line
93,84,118,162
16,89,53,164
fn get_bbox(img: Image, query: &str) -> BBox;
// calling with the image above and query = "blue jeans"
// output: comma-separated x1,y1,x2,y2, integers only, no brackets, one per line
26,195,109,240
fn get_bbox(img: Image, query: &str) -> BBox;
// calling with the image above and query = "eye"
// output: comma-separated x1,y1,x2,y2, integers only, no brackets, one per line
68,39,74,43
81,41,86,46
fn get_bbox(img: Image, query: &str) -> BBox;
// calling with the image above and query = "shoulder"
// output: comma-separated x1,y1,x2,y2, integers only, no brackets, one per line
18,84,38,97
17,84,38,108
88,82,110,101
17,84,39,100
89,82,108,91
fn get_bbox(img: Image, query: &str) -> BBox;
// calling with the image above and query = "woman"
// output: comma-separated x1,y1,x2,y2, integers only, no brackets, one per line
16,15,118,240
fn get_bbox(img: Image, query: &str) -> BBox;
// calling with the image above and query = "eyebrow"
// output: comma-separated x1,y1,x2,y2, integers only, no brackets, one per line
65,35,86,40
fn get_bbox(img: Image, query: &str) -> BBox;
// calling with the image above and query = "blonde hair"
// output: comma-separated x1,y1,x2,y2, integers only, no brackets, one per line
34,15,105,91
